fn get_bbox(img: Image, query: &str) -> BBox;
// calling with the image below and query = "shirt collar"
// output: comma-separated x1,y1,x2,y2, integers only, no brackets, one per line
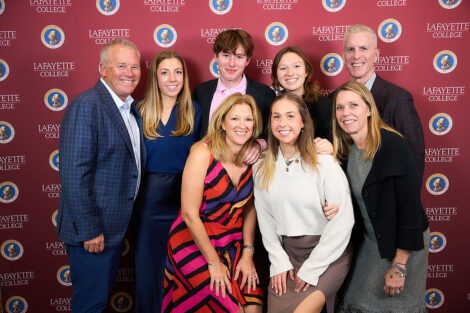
363,72,377,91
216,74,247,93
100,78,134,111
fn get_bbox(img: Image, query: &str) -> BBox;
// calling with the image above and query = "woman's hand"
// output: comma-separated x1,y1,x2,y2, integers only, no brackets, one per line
322,201,339,221
384,267,405,297
234,251,258,294
209,262,232,298
294,275,311,293
271,269,294,296
243,140,263,164
314,137,333,155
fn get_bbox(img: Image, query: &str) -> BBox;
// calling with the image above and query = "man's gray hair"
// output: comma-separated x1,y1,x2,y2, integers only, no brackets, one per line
100,39,140,66
344,24,377,49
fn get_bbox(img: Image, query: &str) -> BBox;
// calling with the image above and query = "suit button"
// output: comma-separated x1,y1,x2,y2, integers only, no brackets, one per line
375,232,382,240
362,190,368,198
128,197,133,201
133,175,137,179
370,212,376,218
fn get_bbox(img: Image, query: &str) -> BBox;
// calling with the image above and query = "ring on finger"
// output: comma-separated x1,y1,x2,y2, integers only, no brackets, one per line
252,276,257,280
215,281,220,285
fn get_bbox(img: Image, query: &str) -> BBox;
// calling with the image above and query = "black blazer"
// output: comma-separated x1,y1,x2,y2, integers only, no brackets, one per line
344,129,429,259
193,76,275,140
371,74,425,183
306,95,332,141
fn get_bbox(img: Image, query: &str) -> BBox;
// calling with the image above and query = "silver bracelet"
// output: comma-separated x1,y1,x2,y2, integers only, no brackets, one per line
243,244,255,254
392,262,407,274
208,260,221,266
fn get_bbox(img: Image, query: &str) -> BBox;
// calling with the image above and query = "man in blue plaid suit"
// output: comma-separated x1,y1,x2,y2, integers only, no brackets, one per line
57,39,146,313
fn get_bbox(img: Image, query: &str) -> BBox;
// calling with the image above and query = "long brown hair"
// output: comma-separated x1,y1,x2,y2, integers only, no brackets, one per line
138,50,195,139
332,82,401,160
203,93,262,166
255,93,318,190
271,46,321,105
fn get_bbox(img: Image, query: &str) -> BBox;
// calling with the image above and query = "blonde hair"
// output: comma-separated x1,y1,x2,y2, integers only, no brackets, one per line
344,24,377,49
332,82,401,161
138,50,195,139
256,93,318,191
202,93,262,166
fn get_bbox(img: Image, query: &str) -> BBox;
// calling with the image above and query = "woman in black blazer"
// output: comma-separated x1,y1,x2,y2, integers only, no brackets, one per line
332,82,429,313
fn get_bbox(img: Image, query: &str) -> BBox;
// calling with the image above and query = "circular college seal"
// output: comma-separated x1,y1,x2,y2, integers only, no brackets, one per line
438,0,462,9
209,0,232,15
122,238,130,256
49,150,59,171
0,0,5,16
111,292,133,312
265,22,288,46
57,265,72,286
5,296,28,313
426,288,445,309
426,173,449,196
44,89,68,112
154,24,177,48
320,53,343,76
433,50,457,74
322,0,346,12
52,209,59,227
41,25,65,49
0,181,19,203
96,0,120,16
429,113,452,136
0,58,10,81
378,19,402,43
429,231,447,253
1,239,24,261
0,121,14,144
209,58,219,78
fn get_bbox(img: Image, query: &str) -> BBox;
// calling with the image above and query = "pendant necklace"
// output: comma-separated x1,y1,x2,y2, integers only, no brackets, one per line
284,151,300,172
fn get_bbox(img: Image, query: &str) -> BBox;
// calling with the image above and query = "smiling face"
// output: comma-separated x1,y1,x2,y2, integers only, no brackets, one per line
100,45,141,102
222,103,254,149
271,98,304,148
335,90,371,143
343,31,379,84
276,52,308,96
215,45,250,88
156,57,184,102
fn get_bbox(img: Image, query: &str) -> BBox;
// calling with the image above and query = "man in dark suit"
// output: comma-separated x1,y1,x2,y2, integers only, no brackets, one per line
193,29,275,141
342,24,425,181
57,39,146,313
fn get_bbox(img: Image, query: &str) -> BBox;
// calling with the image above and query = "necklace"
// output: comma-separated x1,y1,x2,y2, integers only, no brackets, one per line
283,150,300,172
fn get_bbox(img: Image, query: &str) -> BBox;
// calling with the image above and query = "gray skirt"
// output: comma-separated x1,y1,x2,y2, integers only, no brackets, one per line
267,235,352,313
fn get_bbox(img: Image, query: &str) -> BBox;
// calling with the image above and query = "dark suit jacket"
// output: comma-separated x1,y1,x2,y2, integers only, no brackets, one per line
344,129,429,259
371,74,425,182
193,76,275,140
58,80,147,247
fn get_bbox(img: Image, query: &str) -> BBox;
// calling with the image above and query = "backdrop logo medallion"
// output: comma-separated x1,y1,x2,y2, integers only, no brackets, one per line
429,232,447,253
57,265,72,286
0,121,14,144
122,238,130,256
41,25,65,49
426,173,449,195
426,288,445,308
49,150,59,171
0,181,18,203
154,24,177,48
378,18,402,43
265,22,288,46
0,0,4,15
429,113,452,136
209,0,232,15
433,50,457,73
320,53,343,76
52,209,59,227
0,58,10,81
44,88,68,111
209,58,219,78
438,0,462,9
322,0,346,12
111,292,133,312
1,239,24,261
96,0,120,15
5,296,28,313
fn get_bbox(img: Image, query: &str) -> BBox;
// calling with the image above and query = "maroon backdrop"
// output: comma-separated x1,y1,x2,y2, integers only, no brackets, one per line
1,0,468,312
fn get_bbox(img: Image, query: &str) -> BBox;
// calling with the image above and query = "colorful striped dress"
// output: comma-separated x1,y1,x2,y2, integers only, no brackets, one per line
162,154,263,312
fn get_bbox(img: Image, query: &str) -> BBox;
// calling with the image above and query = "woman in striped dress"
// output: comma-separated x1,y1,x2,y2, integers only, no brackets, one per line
162,93,264,313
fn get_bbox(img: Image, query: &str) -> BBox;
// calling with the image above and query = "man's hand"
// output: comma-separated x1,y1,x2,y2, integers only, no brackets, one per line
314,137,333,155
83,233,105,254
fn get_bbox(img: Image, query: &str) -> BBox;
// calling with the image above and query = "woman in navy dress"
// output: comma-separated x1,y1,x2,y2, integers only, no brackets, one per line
132,50,201,313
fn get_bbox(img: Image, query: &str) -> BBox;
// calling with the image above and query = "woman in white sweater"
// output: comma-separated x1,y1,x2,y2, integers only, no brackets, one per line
253,93,354,313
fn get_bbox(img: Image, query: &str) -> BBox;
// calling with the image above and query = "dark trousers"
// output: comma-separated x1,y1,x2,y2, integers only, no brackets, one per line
66,243,123,313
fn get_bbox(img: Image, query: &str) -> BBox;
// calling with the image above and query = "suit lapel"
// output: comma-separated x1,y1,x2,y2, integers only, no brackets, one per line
131,101,147,170
95,80,135,157
200,79,217,137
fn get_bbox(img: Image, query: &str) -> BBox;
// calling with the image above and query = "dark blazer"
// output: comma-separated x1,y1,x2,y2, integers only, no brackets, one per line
193,76,275,140
58,80,147,248
306,95,332,141
344,129,428,259
371,74,425,182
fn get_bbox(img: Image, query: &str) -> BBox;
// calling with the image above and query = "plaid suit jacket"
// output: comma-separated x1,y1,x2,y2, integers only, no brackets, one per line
57,80,147,247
